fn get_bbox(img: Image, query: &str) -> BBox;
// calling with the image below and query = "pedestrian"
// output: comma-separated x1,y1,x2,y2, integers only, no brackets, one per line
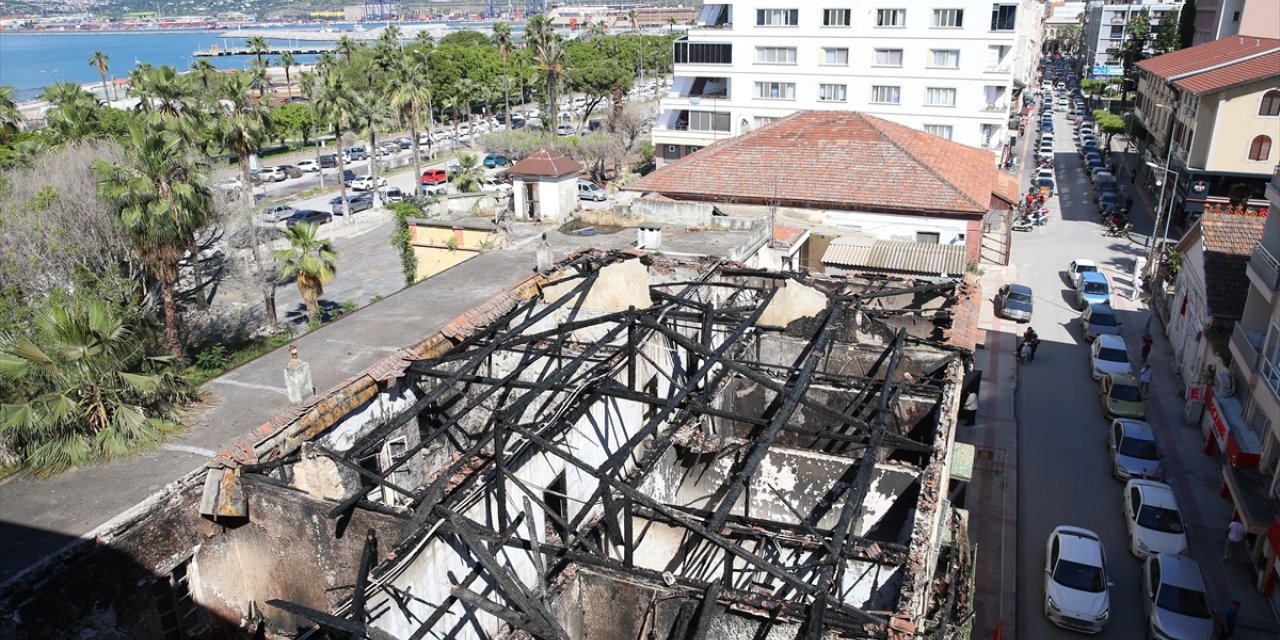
1141,334,1153,362
1214,601,1241,638
1139,364,1151,395
1224,517,1247,560
962,392,978,426
1019,340,1032,365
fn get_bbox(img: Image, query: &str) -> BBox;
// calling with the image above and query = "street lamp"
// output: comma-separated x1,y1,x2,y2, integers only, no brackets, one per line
39,69,58,86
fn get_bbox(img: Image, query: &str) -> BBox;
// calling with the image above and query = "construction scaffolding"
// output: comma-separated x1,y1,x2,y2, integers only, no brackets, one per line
256,253,977,639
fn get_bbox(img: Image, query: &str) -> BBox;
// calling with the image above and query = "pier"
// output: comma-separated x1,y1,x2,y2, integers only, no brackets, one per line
194,44,337,57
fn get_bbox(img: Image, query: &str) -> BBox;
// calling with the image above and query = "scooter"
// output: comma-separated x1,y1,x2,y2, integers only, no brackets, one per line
1012,216,1035,232
1105,222,1131,237
1033,209,1049,226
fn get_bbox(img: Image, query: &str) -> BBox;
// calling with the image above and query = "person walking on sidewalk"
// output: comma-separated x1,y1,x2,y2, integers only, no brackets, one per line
1214,601,1240,638
1019,340,1033,365
1140,364,1152,395
1225,518,1247,560
1142,334,1153,362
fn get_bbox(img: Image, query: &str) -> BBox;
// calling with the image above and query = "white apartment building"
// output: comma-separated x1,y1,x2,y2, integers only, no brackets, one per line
652,1,1043,164
1081,0,1185,78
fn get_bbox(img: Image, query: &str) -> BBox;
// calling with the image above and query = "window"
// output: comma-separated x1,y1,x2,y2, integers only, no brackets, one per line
877,9,906,27
991,4,1017,31
926,87,957,106
754,81,796,99
754,116,780,128
756,8,799,26
1248,135,1273,161
755,46,797,64
933,8,964,27
824,47,851,65
823,8,851,26
1261,90,1280,117
930,49,960,68
871,85,901,104
924,124,954,140
1261,323,1280,405
153,558,205,640
545,472,569,542
688,110,731,132
674,41,733,65
980,123,999,147
819,83,848,102
916,231,941,244
873,48,902,67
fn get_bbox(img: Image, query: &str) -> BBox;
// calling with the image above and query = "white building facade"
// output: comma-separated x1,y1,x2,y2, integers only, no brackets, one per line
1080,0,1185,78
652,1,1043,164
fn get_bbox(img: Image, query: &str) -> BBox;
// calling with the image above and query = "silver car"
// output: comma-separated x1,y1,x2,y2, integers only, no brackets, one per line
1142,554,1214,640
1081,303,1121,341
1109,419,1163,480
1044,526,1111,633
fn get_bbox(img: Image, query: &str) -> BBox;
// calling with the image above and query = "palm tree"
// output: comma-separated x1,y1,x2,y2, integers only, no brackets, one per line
93,121,212,353
298,70,317,101
336,35,360,62
0,86,22,144
533,36,566,129
667,16,677,33
414,30,434,48
628,8,639,32
525,14,552,49
274,223,337,323
450,78,475,145
88,50,114,102
189,58,217,94
316,50,338,75
246,35,270,68
213,73,279,329
277,51,296,100
249,60,270,100
351,91,390,205
389,51,433,196
450,152,483,193
493,21,513,127
45,99,102,143
0,297,195,477
40,82,94,109
313,71,356,217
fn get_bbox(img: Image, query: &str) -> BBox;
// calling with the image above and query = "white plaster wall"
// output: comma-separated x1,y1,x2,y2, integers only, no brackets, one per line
823,209,972,246
317,382,418,453
1169,239,1208,383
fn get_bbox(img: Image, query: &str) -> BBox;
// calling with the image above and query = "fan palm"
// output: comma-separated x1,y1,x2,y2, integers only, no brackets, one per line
414,30,434,48
450,153,483,193
246,35,270,68
0,297,195,477
277,51,296,99
40,82,94,109
0,86,21,144
450,78,475,145
534,37,566,128
249,60,270,100
313,71,357,216
93,120,212,353
336,35,360,61
525,15,552,49
88,50,114,102
493,21,513,126
274,223,337,323
351,91,391,204
45,99,102,143
388,51,433,196
189,58,217,94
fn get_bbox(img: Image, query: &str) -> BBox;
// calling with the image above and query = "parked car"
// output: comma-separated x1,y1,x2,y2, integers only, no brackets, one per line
343,145,369,161
480,177,513,194
318,154,339,169
277,164,303,179
1100,372,1145,418
578,180,607,201
1034,176,1056,197
1068,259,1099,289
1124,479,1189,558
395,137,413,149
295,159,320,173
257,166,287,182
1043,526,1111,633
261,204,296,223
378,186,405,202
1109,419,1163,480
995,283,1034,322
1077,271,1112,309
329,192,375,215
421,168,448,185
1088,168,1113,184
1141,554,1214,640
1096,191,1121,212
483,153,509,168
342,169,357,185
350,175,388,191
1081,303,1121,340
285,209,333,227
214,177,244,198
556,124,576,136
1090,334,1131,380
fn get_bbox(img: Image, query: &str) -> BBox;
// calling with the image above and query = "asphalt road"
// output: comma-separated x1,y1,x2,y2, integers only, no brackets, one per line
1013,98,1157,639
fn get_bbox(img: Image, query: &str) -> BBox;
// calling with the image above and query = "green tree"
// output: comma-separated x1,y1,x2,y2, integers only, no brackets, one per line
277,51,297,100
246,35,270,68
565,40,633,131
525,15,552,49
189,58,217,94
88,50,113,102
534,36,567,129
451,152,483,193
493,21,514,127
0,86,21,145
440,30,491,48
387,201,419,286
0,297,195,477
1092,109,1127,149
414,30,435,48
1119,10,1152,109
93,121,212,353
667,16,677,33
336,35,360,61
250,59,270,100
313,70,357,217
389,51,434,196
274,223,337,323
270,102,314,144
351,91,391,204
1153,10,1181,55
298,70,317,100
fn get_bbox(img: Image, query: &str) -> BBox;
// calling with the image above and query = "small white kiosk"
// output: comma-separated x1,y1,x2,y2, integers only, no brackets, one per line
507,149,583,222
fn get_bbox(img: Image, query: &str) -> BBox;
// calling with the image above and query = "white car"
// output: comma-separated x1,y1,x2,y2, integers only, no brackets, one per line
1090,334,1131,380
1142,554,1215,640
1044,526,1111,633
349,176,388,191
1123,479,1188,558
480,177,513,194
1109,419,1163,480
1068,258,1098,290
295,159,320,173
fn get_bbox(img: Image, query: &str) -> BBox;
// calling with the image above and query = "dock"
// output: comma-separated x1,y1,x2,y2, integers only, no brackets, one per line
194,44,337,57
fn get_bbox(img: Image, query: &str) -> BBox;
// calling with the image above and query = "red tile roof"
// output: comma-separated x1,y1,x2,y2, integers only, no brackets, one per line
507,149,583,177
1137,36,1280,94
626,111,1015,217
1198,205,1267,319
773,224,806,246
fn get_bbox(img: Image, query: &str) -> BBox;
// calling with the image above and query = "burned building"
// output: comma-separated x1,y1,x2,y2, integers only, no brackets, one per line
1,252,980,640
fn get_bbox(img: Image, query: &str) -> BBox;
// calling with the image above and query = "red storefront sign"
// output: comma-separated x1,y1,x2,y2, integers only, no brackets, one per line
1205,388,1261,467
1186,384,1207,401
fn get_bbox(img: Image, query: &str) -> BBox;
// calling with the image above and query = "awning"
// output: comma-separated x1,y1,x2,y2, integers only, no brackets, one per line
1206,388,1262,467
1222,465,1278,536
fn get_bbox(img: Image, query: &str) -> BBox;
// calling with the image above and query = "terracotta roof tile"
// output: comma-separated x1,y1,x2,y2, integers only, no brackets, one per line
773,224,805,246
625,111,1009,217
1137,36,1280,93
1199,206,1267,319
507,149,584,177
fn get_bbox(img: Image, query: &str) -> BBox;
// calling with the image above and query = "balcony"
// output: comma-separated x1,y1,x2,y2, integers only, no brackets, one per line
1248,242,1280,298
1232,323,1265,377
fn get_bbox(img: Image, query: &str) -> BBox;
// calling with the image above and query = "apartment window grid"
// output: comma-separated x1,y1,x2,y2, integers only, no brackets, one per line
819,83,848,102
980,123,999,147
876,9,907,27
871,85,901,104
1262,323,1280,403
873,48,902,67
991,4,1017,31
932,8,964,28
756,9,799,27
925,87,957,107
688,110,731,132
823,8,852,26
930,49,960,68
756,46,798,64
675,41,733,65
755,81,797,100
824,47,851,65
924,124,954,140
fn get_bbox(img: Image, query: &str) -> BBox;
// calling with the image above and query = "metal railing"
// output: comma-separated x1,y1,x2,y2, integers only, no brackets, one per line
983,102,1009,112
1232,324,1264,373
1251,242,1280,292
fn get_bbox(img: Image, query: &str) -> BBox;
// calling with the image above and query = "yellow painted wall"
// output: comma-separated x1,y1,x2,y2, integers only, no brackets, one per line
413,246,475,281
1200,79,1280,172
407,223,500,281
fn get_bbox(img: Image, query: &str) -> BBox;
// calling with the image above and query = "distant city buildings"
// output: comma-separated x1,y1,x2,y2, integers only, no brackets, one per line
650,1,1042,165
1079,0,1184,79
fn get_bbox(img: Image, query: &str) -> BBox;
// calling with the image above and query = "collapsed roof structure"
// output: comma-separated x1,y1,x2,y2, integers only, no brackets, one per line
1,251,980,640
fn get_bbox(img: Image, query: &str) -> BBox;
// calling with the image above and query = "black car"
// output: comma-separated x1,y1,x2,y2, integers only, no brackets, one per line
342,169,357,185
330,192,374,215
285,209,332,227
318,154,339,169
996,283,1034,322
278,164,303,179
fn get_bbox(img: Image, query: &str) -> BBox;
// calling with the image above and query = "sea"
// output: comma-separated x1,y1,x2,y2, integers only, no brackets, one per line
0,22,510,101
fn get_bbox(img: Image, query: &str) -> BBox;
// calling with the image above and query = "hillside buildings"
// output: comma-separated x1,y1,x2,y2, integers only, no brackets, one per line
651,0,1043,164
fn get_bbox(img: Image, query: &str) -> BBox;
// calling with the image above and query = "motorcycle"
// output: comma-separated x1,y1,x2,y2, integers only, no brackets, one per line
1012,216,1035,232
1033,208,1049,226
1105,222,1131,237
